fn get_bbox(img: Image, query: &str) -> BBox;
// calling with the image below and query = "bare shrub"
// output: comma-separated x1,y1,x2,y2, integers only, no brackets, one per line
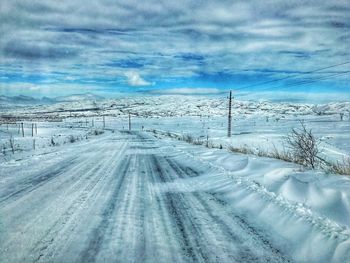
329,157,350,176
89,129,104,136
285,122,320,168
182,134,194,143
269,144,292,162
68,135,77,143
50,137,56,146
257,148,268,157
193,139,204,145
228,145,254,155
205,140,215,148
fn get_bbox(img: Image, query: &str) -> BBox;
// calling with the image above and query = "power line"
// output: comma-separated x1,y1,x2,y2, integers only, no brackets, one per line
245,70,350,93
281,71,350,88
236,60,350,91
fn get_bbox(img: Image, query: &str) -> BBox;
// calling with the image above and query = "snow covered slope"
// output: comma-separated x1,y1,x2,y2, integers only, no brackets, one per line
54,93,104,102
1,94,348,115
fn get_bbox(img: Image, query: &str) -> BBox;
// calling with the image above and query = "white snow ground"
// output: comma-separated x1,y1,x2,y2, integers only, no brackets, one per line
1,96,350,262
2,95,349,160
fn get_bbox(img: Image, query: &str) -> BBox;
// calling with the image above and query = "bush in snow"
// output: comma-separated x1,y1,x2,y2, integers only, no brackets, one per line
228,145,254,155
329,157,350,176
269,144,293,162
285,122,320,169
68,135,77,143
89,129,104,136
50,137,56,146
182,134,194,143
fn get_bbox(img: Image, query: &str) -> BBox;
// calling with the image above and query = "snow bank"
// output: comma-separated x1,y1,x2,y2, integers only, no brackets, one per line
157,138,350,262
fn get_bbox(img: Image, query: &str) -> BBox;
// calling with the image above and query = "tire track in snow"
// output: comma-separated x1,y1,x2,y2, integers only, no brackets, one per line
0,156,78,205
164,156,290,262
0,140,118,234
145,154,188,262
0,131,293,262
151,133,290,263
153,155,238,262
0,137,113,207
0,137,127,263
77,154,131,263
32,142,128,263
79,154,163,262
110,154,148,262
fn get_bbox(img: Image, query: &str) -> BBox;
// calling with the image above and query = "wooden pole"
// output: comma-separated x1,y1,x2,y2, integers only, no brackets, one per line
35,124,38,135
227,91,232,137
33,139,36,150
10,137,14,154
31,123,34,137
21,122,24,137
128,113,131,131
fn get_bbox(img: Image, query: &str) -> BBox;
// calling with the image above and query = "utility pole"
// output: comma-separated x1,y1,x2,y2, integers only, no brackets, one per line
128,113,131,131
227,90,232,137
31,123,34,137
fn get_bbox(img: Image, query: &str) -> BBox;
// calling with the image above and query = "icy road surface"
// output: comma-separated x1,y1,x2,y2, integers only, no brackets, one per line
1,131,296,262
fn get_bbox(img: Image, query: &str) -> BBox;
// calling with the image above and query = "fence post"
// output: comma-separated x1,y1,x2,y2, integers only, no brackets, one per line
10,136,14,154
21,122,24,137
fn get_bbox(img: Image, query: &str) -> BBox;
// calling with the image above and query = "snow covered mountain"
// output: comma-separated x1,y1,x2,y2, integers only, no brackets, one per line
0,93,104,106
54,93,104,102
0,95,57,106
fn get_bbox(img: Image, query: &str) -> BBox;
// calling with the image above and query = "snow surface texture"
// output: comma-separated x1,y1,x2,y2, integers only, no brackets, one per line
1,96,350,262
0,129,349,262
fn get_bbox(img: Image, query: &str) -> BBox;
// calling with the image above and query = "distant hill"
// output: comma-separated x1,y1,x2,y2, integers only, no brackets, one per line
54,93,105,102
0,95,53,105
0,93,104,105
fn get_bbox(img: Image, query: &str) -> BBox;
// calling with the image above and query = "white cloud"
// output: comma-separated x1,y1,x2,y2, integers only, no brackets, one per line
1,0,349,93
148,87,225,95
125,71,153,86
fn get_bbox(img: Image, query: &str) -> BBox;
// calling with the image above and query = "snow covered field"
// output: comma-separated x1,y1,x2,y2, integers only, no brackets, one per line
1,95,350,262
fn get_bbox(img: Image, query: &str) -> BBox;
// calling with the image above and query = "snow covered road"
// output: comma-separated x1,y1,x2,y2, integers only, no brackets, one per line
0,131,295,263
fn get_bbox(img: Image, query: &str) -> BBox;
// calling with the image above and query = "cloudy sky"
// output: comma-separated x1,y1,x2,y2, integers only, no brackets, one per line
0,0,349,100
